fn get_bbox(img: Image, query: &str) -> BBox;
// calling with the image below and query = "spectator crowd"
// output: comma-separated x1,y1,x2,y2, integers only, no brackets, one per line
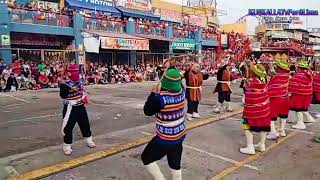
0,54,217,93
261,39,314,55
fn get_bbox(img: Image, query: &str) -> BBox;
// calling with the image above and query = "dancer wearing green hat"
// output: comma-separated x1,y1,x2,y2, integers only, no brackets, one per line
267,60,290,139
142,69,185,180
289,60,314,130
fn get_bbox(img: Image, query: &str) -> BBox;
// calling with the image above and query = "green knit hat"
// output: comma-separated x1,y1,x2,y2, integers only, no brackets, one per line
161,69,182,92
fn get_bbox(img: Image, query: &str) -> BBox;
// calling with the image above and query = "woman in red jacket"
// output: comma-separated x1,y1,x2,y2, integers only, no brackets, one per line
240,63,271,155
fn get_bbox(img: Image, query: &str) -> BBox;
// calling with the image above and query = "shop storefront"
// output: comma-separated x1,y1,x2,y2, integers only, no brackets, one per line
10,32,75,62
85,31,149,65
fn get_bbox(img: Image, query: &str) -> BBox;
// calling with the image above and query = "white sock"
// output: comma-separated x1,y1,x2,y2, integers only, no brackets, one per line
171,169,182,180
145,162,166,180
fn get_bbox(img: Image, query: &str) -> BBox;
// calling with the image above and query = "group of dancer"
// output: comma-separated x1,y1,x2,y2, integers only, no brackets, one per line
58,55,319,180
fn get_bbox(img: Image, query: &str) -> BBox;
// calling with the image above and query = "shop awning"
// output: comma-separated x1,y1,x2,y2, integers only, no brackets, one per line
116,7,160,21
66,0,120,16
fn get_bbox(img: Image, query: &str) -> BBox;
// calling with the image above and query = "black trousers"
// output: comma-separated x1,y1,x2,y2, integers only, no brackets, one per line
141,137,183,170
218,92,231,103
63,105,92,144
187,100,199,114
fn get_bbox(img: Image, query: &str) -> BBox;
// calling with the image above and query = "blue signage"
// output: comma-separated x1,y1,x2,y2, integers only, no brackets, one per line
66,0,120,14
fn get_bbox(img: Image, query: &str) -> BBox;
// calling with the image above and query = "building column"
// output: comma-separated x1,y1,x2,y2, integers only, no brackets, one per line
195,28,202,52
126,20,135,35
130,50,136,66
0,3,12,65
73,13,84,64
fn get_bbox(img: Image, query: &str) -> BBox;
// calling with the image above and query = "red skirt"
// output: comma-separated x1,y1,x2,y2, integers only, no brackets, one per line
289,94,312,112
270,97,289,120
243,103,271,132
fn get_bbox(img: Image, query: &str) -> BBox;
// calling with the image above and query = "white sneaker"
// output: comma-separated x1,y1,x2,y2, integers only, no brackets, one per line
63,143,72,155
253,143,266,152
279,130,286,137
192,112,200,118
315,113,320,118
187,113,193,121
240,145,255,155
266,132,279,140
86,136,96,148
292,123,306,129
226,102,233,112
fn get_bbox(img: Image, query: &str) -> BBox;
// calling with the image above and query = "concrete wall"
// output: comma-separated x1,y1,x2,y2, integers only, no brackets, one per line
221,23,248,35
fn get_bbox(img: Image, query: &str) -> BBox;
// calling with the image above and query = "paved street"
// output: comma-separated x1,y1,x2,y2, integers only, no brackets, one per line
0,79,320,180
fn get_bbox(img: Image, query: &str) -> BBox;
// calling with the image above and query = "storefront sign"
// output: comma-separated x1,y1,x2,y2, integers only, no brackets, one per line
153,8,182,23
37,1,59,10
101,37,149,50
271,31,288,39
171,39,196,51
1,35,10,46
66,0,113,9
115,0,151,11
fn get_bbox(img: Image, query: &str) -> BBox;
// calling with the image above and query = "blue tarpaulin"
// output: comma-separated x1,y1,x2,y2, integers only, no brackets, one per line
116,7,160,21
66,0,120,16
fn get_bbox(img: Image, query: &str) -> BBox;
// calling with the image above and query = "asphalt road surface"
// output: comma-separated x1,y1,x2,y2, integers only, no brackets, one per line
0,78,319,180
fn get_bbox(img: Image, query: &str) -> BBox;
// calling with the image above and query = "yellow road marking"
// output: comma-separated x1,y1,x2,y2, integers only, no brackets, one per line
212,131,298,180
12,109,242,180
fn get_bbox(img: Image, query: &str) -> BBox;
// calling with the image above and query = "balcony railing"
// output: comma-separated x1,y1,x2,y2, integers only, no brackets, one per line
202,34,218,41
83,17,125,33
9,8,72,27
135,22,166,37
173,28,195,39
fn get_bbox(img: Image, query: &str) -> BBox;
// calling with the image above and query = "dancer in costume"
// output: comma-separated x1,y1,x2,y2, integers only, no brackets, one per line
289,60,314,130
213,61,232,113
141,69,185,180
185,63,209,120
267,59,290,139
239,61,250,104
60,62,95,155
240,64,271,155
312,59,320,118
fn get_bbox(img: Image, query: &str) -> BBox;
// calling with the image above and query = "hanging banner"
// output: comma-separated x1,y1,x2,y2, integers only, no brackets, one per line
115,0,152,11
187,15,205,27
84,36,100,53
101,37,149,50
153,8,182,23
221,34,228,45
171,39,196,51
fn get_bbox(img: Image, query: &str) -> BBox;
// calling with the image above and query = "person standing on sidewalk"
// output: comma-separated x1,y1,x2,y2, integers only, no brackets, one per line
59,62,96,155
267,59,290,139
184,63,209,121
141,69,185,180
240,64,271,155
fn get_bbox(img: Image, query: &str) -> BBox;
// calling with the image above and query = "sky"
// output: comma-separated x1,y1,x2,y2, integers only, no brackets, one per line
163,0,320,34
